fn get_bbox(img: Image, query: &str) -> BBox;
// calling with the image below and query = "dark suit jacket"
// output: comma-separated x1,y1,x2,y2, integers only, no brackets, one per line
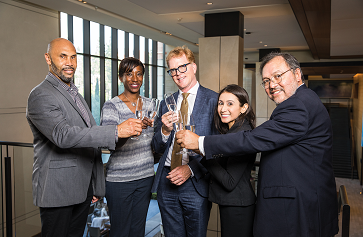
201,120,256,206
151,85,218,197
204,85,338,237
27,74,116,208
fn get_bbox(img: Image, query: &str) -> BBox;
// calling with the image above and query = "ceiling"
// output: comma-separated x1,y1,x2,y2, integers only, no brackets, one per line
22,0,363,78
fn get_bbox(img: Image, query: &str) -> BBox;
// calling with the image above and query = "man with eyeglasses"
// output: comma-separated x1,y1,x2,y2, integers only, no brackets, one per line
176,52,338,237
151,46,218,237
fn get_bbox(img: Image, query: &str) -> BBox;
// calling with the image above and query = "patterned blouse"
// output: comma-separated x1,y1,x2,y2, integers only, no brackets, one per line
100,96,154,182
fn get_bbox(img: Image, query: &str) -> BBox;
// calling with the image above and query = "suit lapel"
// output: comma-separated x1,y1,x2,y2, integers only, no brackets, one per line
46,75,92,127
192,86,206,125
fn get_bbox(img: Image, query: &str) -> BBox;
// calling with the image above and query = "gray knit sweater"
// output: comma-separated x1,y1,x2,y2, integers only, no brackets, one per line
100,96,155,182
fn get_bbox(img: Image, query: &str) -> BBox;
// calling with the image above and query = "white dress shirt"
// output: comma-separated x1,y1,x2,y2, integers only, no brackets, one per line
162,82,200,168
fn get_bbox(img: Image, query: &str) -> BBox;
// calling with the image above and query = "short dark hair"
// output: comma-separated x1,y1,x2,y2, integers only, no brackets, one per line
260,52,304,82
119,57,145,77
214,84,256,134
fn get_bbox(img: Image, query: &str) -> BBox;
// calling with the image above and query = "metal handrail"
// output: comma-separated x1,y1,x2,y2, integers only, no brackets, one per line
0,141,33,148
0,141,32,237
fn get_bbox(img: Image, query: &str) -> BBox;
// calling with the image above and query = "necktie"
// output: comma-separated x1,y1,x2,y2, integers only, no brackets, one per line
170,93,189,170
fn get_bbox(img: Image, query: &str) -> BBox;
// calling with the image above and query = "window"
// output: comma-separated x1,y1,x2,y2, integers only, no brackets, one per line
60,13,166,124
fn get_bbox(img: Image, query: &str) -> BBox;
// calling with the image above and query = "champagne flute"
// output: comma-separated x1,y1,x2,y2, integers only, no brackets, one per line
164,93,177,113
174,110,183,132
146,98,160,127
178,113,198,155
131,97,144,140
164,93,179,132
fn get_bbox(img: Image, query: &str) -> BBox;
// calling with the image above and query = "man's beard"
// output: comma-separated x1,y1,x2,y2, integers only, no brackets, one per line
50,59,75,84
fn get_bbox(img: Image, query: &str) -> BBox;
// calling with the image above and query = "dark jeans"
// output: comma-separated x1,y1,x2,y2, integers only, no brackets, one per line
39,181,93,237
106,176,154,237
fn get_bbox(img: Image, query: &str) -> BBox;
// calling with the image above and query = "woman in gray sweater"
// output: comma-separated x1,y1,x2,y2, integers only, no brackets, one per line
100,57,154,237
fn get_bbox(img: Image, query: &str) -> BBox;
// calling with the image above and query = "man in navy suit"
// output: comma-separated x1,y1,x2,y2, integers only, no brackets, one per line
176,52,339,237
151,46,217,237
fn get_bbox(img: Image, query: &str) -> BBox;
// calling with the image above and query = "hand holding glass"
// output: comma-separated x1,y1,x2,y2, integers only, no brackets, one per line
176,113,197,155
131,97,144,140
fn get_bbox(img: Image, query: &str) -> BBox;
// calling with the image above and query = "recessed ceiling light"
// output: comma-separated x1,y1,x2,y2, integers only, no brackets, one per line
264,45,268,47
83,1,87,3
259,41,263,44
207,3,213,5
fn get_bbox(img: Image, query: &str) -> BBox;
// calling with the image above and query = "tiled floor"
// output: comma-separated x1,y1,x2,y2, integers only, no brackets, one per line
335,177,363,237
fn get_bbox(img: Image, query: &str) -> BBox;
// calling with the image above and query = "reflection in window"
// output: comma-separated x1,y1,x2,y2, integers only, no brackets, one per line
118,30,125,60
74,55,84,97
105,59,112,101
118,79,124,96
73,16,83,53
60,12,68,39
129,33,134,58
105,26,112,58
90,21,100,56
148,65,152,97
157,42,164,67
140,36,145,63
60,12,166,117
157,66,164,100
91,57,101,124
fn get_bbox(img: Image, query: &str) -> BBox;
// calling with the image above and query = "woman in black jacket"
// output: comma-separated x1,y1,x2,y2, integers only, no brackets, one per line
201,84,256,237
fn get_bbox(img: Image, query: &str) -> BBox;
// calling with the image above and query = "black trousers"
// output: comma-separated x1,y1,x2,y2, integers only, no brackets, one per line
39,181,93,237
219,203,255,237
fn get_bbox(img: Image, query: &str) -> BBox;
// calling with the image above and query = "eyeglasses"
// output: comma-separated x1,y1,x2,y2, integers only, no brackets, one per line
167,63,191,77
260,68,293,89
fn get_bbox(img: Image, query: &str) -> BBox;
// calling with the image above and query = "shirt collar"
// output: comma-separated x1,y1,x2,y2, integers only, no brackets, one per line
48,71,78,93
178,81,199,96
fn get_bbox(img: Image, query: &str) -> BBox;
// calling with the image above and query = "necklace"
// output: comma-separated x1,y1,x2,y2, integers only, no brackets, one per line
123,93,137,107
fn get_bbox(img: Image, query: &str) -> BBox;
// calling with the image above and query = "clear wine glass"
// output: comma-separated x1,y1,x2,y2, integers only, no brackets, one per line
177,113,198,155
173,110,183,133
164,93,177,113
146,98,160,127
131,97,144,140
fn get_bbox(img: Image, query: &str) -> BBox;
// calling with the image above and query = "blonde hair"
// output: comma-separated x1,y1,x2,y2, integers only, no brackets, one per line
166,45,195,68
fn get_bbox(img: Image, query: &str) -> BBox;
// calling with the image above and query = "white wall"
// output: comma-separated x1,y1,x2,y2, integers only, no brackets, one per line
0,0,59,143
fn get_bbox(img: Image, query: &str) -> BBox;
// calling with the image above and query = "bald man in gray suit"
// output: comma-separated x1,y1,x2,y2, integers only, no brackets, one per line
26,38,142,237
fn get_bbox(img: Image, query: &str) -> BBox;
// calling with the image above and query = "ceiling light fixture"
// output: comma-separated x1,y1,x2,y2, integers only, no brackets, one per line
264,45,268,47
207,3,213,5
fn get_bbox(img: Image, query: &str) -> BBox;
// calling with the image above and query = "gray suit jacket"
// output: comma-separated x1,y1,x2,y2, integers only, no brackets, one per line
27,74,116,208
